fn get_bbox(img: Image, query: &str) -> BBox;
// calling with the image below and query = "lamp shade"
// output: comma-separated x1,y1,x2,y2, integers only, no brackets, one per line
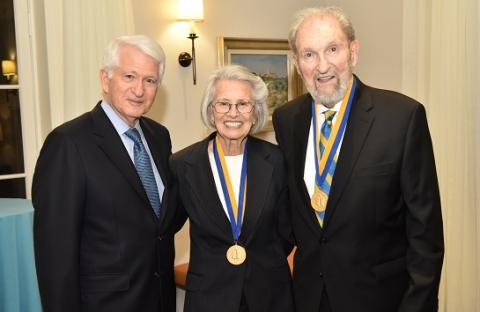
2,60,16,75
177,0,204,21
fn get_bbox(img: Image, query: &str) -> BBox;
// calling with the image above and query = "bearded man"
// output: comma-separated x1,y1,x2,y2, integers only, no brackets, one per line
273,6,444,312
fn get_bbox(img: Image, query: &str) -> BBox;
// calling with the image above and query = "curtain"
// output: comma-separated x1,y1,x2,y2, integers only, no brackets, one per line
43,0,135,129
402,0,480,311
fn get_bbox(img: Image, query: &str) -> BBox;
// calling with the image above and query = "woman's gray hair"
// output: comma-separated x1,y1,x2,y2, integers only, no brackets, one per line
200,64,269,134
102,35,166,82
288,6,356,54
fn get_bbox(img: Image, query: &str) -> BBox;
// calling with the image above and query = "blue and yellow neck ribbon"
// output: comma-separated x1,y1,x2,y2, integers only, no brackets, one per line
213,136,248,242
312,77,357,189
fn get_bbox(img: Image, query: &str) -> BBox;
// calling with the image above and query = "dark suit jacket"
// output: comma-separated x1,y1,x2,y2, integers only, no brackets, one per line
170,133,294,312
272,77,444,312
32,103,177,312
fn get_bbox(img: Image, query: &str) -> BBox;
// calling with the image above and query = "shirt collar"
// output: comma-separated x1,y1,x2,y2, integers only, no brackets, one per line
101,100,140,136
318,100,342,114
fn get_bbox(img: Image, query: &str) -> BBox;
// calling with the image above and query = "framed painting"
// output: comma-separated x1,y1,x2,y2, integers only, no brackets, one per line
217,37,304,131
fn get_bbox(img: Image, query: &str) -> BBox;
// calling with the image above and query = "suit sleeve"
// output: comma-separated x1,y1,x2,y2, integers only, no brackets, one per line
272,110,286,151
32,130,85,312
272,111,295,254
168,156,188,234
398,104,444,312
276,154,295,255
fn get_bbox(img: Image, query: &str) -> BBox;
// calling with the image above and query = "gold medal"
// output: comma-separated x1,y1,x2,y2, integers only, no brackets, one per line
311,188,329,212
226,244,247,265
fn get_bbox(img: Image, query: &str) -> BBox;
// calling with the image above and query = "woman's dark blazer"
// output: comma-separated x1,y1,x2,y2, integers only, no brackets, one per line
171,133,295,312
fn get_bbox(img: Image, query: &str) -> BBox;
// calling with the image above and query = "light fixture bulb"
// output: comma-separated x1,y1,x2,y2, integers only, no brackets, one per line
177,0,204,21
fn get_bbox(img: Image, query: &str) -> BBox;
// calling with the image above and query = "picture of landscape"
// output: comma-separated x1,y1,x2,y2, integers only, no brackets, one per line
230,51,290,115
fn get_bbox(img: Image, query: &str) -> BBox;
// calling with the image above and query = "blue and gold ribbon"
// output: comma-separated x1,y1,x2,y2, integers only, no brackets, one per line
311,77,357,221
213,136,248,241
313,77,356,189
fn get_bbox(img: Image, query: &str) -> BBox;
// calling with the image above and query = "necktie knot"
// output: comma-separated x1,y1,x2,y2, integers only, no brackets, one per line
125,128,142,144
323,110,336,127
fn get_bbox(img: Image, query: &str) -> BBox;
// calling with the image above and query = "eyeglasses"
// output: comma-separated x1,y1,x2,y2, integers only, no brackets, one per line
212,101,254,114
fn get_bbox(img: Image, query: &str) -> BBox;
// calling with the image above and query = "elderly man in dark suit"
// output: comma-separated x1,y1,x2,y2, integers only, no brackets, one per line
273,6,444,312
33,35,177,312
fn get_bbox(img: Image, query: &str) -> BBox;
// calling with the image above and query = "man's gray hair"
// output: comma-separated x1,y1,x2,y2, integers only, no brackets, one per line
288,6,356,54
102,35,166,82
201,65,269,134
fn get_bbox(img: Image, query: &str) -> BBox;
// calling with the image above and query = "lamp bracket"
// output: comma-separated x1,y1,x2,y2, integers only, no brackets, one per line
188,33,199,40
178,32,199,84
178,52,193,67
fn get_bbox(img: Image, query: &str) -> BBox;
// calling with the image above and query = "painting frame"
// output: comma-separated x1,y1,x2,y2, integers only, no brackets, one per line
217,37,303,132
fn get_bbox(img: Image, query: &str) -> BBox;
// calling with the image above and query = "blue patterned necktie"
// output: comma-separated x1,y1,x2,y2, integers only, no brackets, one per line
125,128,161,218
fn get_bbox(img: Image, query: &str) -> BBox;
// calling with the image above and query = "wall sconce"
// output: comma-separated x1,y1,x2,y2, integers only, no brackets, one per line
1,60,17,81
177,0,204,85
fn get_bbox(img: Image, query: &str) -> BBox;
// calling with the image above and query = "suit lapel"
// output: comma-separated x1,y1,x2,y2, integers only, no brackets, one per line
324,79,374,226
238,137,273,246
90,104,151,211
184,135,233,241
293,97,323,238
293,97,311,184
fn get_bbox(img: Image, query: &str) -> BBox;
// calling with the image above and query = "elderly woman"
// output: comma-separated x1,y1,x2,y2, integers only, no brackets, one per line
171,65,294,312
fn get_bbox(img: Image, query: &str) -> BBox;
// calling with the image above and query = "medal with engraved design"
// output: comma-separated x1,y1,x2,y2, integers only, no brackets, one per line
311,187,328,212
226,244,247,265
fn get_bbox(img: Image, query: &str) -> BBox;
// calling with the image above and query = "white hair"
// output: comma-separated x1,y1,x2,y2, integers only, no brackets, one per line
289,6,356,54
102,35,166,82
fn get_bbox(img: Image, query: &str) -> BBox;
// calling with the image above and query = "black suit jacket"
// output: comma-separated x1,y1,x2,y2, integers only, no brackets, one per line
273,77,444,312
33,103,177,312
170,133,294,312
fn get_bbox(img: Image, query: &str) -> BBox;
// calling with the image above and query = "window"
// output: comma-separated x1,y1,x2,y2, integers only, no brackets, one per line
0,0,26,198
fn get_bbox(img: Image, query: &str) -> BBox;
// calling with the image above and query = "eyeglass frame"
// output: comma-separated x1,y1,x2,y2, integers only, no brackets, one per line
211,100,255,114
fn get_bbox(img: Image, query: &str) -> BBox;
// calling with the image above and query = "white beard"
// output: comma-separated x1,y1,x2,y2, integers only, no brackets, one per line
307,78,347,108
